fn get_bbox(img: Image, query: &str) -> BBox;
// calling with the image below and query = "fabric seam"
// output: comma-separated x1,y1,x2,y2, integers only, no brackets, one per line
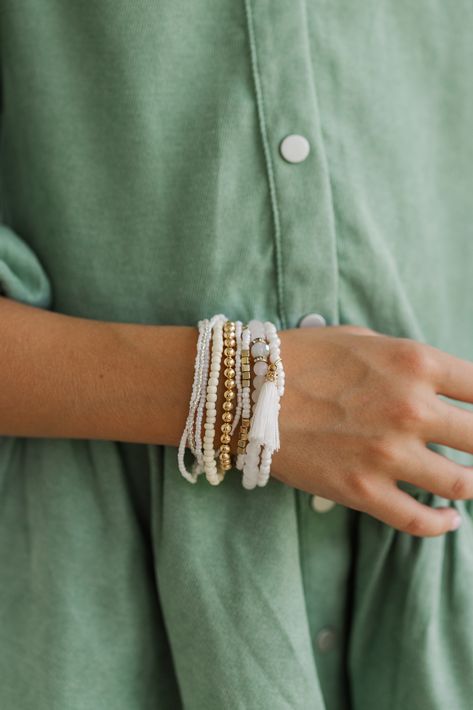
243,0,288,330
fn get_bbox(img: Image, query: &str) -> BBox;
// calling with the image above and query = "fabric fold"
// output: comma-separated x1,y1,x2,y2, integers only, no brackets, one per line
0,224,52,308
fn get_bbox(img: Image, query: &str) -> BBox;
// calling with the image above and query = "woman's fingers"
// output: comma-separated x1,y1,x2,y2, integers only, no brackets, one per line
425,341,473,403
423,395,473,455
399,441,473,501
355,479,461,537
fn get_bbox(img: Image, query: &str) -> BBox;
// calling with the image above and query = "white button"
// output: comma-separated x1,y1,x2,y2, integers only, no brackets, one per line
315,626,337,652
311,495,336,513
298,313,326,328
279,134,310,163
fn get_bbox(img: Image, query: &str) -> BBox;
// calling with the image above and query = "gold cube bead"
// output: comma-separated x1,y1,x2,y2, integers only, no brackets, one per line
241,364,251,372
241,350,250,357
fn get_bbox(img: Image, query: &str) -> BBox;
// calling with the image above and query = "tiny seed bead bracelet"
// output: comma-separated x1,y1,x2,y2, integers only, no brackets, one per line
178,314,284,487
203,314,227,485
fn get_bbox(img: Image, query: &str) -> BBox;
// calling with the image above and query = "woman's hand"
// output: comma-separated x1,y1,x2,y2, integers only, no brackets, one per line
275,324,473,537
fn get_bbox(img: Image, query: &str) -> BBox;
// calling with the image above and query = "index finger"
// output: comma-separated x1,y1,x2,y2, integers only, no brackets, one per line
425,342,473,403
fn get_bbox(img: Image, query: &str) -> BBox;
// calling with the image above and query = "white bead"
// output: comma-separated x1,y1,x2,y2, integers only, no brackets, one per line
251,341,270,358
254,360,268,376
248,319,265,337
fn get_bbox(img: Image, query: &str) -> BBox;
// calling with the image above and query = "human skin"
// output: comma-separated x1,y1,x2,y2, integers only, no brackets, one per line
1,296,471,537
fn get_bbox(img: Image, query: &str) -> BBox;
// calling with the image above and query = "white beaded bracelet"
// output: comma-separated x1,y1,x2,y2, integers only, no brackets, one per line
202,314,227,485
178,313,284,488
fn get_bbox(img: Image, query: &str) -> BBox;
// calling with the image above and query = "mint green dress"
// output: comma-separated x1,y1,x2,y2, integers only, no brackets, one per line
1,2,473,709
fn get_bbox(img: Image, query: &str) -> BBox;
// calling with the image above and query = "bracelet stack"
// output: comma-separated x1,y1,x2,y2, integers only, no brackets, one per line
178,314,285,488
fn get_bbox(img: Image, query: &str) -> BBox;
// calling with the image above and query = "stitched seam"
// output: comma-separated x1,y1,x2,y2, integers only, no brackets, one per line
243,0,288,330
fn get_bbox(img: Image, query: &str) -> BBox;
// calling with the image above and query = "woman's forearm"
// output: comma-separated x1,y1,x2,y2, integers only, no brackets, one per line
0,296,201,446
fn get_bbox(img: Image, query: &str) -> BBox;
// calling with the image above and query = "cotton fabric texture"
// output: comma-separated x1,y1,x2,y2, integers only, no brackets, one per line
1,2,473,709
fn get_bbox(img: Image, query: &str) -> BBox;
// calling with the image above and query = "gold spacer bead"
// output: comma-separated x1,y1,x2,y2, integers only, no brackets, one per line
241,363,251,372
241,350,250,357
253,355,268,363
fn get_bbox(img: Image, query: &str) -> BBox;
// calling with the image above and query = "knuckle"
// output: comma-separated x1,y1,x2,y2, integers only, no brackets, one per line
388,395,427,430
348,470,377,501
402,514,429,537
366,436,399,467
449,475,469,500
394,340,433,379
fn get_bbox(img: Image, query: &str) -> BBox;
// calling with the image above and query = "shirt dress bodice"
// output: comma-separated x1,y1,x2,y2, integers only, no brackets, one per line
1,2,473,709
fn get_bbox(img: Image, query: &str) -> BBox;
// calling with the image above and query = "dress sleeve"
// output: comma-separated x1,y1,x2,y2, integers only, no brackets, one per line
0,86,52,308
0,223,52,307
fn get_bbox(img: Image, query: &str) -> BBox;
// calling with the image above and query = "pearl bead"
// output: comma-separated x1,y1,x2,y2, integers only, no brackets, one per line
254,361,268,376
251,341,270,358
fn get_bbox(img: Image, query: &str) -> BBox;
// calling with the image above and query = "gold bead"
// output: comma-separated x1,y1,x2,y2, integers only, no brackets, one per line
253,355,268,363
237,439,247,448
242,418,251,427
225,379,235,389
221,434,231,444
224,368,235,379
224,347,236,357
221,423,232,434
224,357,235,367
224,390,235,401
220,444,231,454
222,412,232,423
241,364,251,372
241,350,250,357
223,401,233,411
221,461,232,471
224,339,236,348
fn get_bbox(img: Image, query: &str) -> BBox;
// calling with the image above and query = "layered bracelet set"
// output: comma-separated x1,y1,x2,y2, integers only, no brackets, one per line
177,314,285,489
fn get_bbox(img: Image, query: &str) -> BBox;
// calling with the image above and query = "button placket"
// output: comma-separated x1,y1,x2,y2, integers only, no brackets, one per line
248,0,340,329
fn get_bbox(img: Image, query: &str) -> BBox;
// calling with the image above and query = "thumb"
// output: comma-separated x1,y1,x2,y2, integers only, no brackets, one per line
329,323,382,336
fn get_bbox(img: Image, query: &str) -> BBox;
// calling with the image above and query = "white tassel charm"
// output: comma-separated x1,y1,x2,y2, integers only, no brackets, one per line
247,363,281,453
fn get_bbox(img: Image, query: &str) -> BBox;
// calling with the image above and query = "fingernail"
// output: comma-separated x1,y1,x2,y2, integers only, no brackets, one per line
450,513,462,530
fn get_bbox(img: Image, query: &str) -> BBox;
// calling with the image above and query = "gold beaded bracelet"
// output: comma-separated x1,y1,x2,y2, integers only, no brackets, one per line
236,326,252,457
217,320,237,475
